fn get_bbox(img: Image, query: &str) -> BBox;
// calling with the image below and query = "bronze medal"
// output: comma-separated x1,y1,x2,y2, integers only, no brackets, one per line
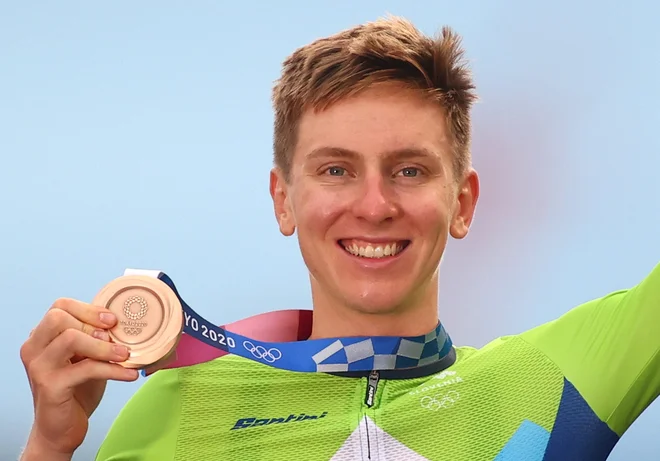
92,274,184,369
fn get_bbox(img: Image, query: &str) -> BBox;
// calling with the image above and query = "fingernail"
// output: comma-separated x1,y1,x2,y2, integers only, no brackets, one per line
93,329,110,341
125,369,139,379
100,312,115,326
113,345,129,357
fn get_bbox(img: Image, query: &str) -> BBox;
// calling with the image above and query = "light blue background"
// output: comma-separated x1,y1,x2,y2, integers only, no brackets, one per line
2,1,659,460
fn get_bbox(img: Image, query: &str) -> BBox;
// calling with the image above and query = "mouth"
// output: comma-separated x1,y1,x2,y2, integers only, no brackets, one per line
337,239,411,259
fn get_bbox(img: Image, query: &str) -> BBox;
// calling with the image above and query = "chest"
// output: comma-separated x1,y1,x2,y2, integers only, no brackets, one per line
171,344,618,461
173,366,586,460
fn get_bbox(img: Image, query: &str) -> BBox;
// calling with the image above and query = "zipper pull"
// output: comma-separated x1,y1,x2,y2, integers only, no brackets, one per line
364,370,380,408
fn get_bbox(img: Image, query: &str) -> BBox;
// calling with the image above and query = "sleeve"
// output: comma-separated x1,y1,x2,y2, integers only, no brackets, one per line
94,368,182,461
520,261,660,436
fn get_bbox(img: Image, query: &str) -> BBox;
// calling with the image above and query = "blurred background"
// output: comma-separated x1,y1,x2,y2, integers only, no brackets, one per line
2,1,659,459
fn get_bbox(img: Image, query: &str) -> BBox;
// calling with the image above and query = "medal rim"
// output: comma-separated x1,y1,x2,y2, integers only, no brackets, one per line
92,274,183,369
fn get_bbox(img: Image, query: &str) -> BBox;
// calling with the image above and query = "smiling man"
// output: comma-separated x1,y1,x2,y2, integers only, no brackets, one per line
272,81,478,340
20,16,660,461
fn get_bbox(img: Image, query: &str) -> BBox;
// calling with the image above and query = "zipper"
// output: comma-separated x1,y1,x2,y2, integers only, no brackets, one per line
363,371,381,459
364,370,380,408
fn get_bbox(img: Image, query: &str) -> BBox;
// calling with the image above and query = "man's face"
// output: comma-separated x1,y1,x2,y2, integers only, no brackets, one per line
271,84,479,316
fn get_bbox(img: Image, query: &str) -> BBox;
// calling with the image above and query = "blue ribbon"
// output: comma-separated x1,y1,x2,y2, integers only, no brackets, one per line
158,272,453,373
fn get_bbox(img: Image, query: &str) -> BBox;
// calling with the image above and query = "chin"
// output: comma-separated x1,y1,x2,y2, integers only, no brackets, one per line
344,290,408,315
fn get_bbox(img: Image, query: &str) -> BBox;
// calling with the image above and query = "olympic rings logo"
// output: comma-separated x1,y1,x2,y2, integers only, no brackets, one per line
420,391,460,411
243,341,282,363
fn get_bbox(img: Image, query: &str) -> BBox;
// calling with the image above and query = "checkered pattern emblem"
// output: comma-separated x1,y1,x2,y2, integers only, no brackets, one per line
311,324,452,372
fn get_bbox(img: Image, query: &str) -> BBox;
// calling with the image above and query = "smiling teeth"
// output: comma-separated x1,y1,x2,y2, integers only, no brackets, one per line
344,242,403,259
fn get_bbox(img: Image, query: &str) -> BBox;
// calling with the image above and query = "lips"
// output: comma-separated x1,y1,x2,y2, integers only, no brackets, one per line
338,239,411,259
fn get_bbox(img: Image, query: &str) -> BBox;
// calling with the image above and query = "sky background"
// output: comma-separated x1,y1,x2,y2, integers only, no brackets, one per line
2,1,659,460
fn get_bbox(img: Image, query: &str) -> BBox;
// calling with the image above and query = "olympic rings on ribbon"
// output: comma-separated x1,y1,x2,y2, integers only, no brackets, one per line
243,341,282,363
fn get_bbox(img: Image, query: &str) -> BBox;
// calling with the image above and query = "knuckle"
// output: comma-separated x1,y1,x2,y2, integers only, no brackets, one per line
79,322,94,336
97,341,113,358
19,341,32,365
25,358,43,382
31,369,53,392
59,328,80,349
50,297,74,311
44,307,70,328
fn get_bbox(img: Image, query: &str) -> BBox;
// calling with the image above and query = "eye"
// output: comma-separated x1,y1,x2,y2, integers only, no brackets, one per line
398,167,420,177
326,166,346,176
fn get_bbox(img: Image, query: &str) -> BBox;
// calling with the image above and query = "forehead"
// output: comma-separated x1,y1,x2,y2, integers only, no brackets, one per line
294,85,451,164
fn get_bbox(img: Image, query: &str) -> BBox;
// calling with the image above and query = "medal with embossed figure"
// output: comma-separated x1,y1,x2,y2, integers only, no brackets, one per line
92,274,183,369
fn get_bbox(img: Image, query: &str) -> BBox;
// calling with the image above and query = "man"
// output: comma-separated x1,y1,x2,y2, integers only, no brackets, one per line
19,16,660,461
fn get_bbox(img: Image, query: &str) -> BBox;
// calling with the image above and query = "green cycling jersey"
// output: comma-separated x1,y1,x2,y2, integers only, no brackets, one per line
95,262,660,460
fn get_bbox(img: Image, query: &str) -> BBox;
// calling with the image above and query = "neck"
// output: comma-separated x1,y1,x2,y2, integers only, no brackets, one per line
308,279,440,339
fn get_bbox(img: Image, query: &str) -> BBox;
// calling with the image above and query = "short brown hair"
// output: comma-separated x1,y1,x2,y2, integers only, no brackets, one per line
271,15,478,180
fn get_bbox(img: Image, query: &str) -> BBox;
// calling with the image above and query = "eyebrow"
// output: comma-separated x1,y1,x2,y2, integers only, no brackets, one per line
305,146,441,162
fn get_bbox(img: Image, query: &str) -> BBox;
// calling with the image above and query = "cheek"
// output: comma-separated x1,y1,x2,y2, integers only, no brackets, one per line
293,187,347,236
405,195,454,241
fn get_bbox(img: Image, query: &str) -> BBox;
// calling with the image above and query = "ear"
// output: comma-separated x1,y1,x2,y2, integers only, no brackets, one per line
269,168,296,236
449,168,480,239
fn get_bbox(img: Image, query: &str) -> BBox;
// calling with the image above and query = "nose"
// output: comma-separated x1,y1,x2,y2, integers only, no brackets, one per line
351,173,401,224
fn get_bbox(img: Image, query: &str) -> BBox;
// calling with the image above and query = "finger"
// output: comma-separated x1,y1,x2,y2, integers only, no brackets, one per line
29,299,117,352
71,328,113,362
37,328,130,370
23,326,111,369
48,297,117,329
38,360,139,401
21,309,85,366
63,359,139,387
